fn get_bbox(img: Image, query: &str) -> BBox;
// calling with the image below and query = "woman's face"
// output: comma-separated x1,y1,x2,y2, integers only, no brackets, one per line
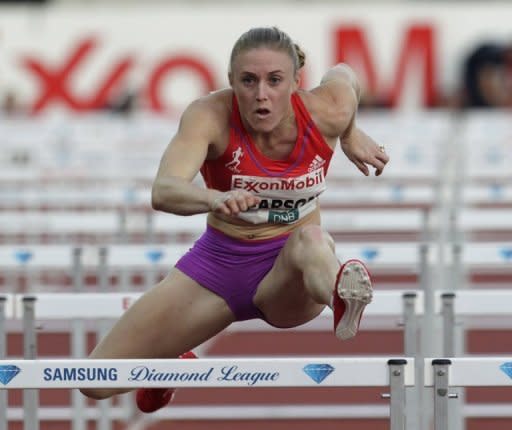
230,47,299,133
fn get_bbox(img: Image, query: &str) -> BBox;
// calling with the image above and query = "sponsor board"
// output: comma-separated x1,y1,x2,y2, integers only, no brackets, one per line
1,4,511,113
35,363,334,386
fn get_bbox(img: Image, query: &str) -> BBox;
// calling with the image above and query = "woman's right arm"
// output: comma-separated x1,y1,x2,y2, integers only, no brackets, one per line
151,99,222,215
151,98,260,216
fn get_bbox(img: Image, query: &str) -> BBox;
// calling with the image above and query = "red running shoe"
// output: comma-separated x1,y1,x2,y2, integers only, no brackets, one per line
333,259,373,340
136,351,197,413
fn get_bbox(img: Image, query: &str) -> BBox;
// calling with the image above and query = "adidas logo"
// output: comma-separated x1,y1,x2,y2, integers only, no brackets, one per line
308,155,325,172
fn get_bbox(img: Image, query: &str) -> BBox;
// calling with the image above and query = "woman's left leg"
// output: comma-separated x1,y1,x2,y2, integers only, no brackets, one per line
253,224,372,337
253,224,339,327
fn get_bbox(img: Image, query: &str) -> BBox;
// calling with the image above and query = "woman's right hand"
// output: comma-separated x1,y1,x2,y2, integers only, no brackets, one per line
208,189,261,216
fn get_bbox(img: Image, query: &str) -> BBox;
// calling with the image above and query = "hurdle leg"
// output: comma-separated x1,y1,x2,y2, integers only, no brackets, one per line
419,242,434,430
432,359,452,430
388,359,408,430
0,296,7,430
402,293,419,430
97,320,114,430
97,247,114,430
441,292,465,430
71,247,87,430
23,296,39,430
441,293,456,357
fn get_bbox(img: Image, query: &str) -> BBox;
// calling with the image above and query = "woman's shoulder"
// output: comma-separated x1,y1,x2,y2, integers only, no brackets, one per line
179,89,233,155
181,88,233,135
193,88,233,119
296,88,345,138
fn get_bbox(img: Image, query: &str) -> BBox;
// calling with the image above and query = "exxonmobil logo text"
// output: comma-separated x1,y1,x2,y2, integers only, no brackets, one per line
232,169,324,194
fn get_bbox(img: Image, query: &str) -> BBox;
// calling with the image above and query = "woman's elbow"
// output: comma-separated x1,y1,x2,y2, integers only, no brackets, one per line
151,186,165,211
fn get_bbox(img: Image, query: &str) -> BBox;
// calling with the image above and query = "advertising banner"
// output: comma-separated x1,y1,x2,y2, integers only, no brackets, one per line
0,3,510,115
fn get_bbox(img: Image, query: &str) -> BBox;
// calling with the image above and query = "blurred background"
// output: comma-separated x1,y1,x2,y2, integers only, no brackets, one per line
1,1,512,430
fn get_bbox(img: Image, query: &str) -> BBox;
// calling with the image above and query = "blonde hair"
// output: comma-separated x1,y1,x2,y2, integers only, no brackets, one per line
229,27,306,73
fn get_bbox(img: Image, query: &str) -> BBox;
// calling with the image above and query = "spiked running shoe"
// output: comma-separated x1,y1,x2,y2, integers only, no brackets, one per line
136,350,197,413
333,259,373,340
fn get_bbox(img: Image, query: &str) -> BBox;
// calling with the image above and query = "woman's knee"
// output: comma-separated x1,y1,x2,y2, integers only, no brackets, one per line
296,224,335,251
80,387,115,400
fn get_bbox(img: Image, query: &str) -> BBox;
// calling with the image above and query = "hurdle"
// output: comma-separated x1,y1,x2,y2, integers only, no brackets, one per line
461,110,512,184
0,289,421,429
0,241,431,428
0,356,414,430
230,290,423,357
151,208,430,242
13,289,423,354
462,183,512,208
329,110,450,185
0,295,9,430
439,289,512,357
426,357,512,430
0,183,436,211
0,210,139,244
443,242,512,359
0,207,431,244
0,241,429,293
456,209,512,241
451,241,512,280
435,288,512,428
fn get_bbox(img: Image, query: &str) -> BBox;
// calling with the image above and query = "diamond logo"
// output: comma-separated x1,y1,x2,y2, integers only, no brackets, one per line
500,248,512,261
361,247,379,261
500,362,512,379
14,250,33,264
303,364,334,384
145,249,164,263
489,184,503,200
390,185,403,202
0,365,21,385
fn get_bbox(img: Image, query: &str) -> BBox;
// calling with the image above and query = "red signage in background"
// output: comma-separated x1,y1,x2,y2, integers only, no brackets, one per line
21,36,216,115
22,38,133,113
20,24,438,114
147,56,215,113
334,24,437,107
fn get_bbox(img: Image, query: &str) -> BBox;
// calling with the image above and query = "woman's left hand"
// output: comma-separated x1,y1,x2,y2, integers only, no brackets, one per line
340,127,389,176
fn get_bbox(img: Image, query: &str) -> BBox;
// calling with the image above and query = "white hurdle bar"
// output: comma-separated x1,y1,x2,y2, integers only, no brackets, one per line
0,357,414,430
149,208,431,242
0,183,436,210
0,291,421,430
438,290,512,357
426,357,512,430
452,242,512,279
0,241,429,281
0,296,8,430
11,290,422,322
0,207,430,243
14,291,423,356
230,290,423,356
435,289,512,430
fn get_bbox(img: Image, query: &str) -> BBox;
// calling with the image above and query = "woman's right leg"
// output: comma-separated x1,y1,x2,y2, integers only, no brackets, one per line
80,268,236,400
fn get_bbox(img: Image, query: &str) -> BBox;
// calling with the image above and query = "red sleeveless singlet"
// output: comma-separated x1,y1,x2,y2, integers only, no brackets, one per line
200,92,334,224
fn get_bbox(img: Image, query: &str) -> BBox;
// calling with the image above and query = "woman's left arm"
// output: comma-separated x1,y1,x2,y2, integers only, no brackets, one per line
319,63,389,176
340,126,389,176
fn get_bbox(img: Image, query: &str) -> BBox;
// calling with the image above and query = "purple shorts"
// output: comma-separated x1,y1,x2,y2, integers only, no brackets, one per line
175,226,289,321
